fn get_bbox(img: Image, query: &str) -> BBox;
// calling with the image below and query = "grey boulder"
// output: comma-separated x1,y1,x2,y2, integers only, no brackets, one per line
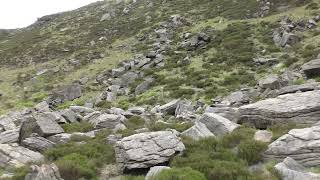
199,113,240,136
265,126,320,167
239,90,320,129
19,116,64,141
159,99,181,115
275,157,320,180
0,143,44,168
302,59,320,78
115,131,185,171
181,121,215,140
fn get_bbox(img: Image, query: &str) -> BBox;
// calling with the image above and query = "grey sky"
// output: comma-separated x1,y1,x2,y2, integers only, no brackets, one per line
0,0,100,29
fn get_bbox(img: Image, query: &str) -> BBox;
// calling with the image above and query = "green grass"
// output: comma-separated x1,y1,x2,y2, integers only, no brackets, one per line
62,122,95,133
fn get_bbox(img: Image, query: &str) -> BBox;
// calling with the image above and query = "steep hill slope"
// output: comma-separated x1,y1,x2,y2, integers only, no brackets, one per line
0,0,320,179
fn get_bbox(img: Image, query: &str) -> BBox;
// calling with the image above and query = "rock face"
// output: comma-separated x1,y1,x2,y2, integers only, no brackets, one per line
239,90,320,129
25,163,64,180
278,83,320,95
265,126,320,167
0,143,44,168
19,116,64,141
115,131,185,171
199,113,240,136
182,122,215,140
302,59,320,78
274,157,320,180
145,166,171,180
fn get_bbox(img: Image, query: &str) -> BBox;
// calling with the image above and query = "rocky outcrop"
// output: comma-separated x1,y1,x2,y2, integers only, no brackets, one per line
239,90,320,129
0,143,44,168
181,122,215,140
264,126,320,167
145,166,170,180
50,84,82,104
25,163,64,180
115,131,185,171
275,157,320,180
302,59,320,78
258,74,287,90
199,113,240,136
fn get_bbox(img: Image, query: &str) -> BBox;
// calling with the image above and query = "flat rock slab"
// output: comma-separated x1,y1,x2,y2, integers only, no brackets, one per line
115,131,185,171
265,126,320,167
0,129,19,144
239,90,320,129
199,113,240,136
182,122,215,140
0,143,44,168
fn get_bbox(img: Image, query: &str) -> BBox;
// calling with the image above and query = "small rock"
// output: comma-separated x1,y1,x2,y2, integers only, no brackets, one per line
254,130,272,143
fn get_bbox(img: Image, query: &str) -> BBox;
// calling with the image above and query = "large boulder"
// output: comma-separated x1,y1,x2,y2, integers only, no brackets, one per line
205,106,240,122
181,122,215,140
25,163,64,180
135,77,154,95
19,116,64,141
115,131,185,171
264,126,320,167
199,113,240,136
0,115,18,131
274,157,320,180
258,75,284,90
0,143,44,168
239,90,320,129
302,59,320,78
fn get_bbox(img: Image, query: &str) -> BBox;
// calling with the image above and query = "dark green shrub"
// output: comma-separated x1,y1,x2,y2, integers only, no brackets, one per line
56,153,96,180
125,116,145,130
149,121,193,132
268,123,305,141
62,122,95,133
238,140,268,165
220,126,256,148
156,167,206,180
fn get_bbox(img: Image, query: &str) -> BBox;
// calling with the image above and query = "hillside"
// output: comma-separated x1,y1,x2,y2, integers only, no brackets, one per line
0,0,320,179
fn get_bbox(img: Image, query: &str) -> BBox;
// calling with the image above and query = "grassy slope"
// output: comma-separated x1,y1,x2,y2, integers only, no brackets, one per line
0,0,319,114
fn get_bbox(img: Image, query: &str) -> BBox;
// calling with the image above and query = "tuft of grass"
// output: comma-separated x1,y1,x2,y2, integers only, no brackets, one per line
62,122,95,133
156,167,206,180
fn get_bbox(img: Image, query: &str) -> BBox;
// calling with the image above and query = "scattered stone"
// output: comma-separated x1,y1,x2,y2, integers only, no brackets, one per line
115,131,185,171
70,106,95,115
265,126,320,167
239,90,320,129
146,166,171,180
112,67,126,78
274,157,320,180
199,113,240,136
25,163,64,180
254,130,272,143
302,59,320,78
182,122,215,140
0,143,44,168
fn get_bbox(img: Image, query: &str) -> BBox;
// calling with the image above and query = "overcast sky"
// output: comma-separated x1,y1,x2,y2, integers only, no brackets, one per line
0,0,100,29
